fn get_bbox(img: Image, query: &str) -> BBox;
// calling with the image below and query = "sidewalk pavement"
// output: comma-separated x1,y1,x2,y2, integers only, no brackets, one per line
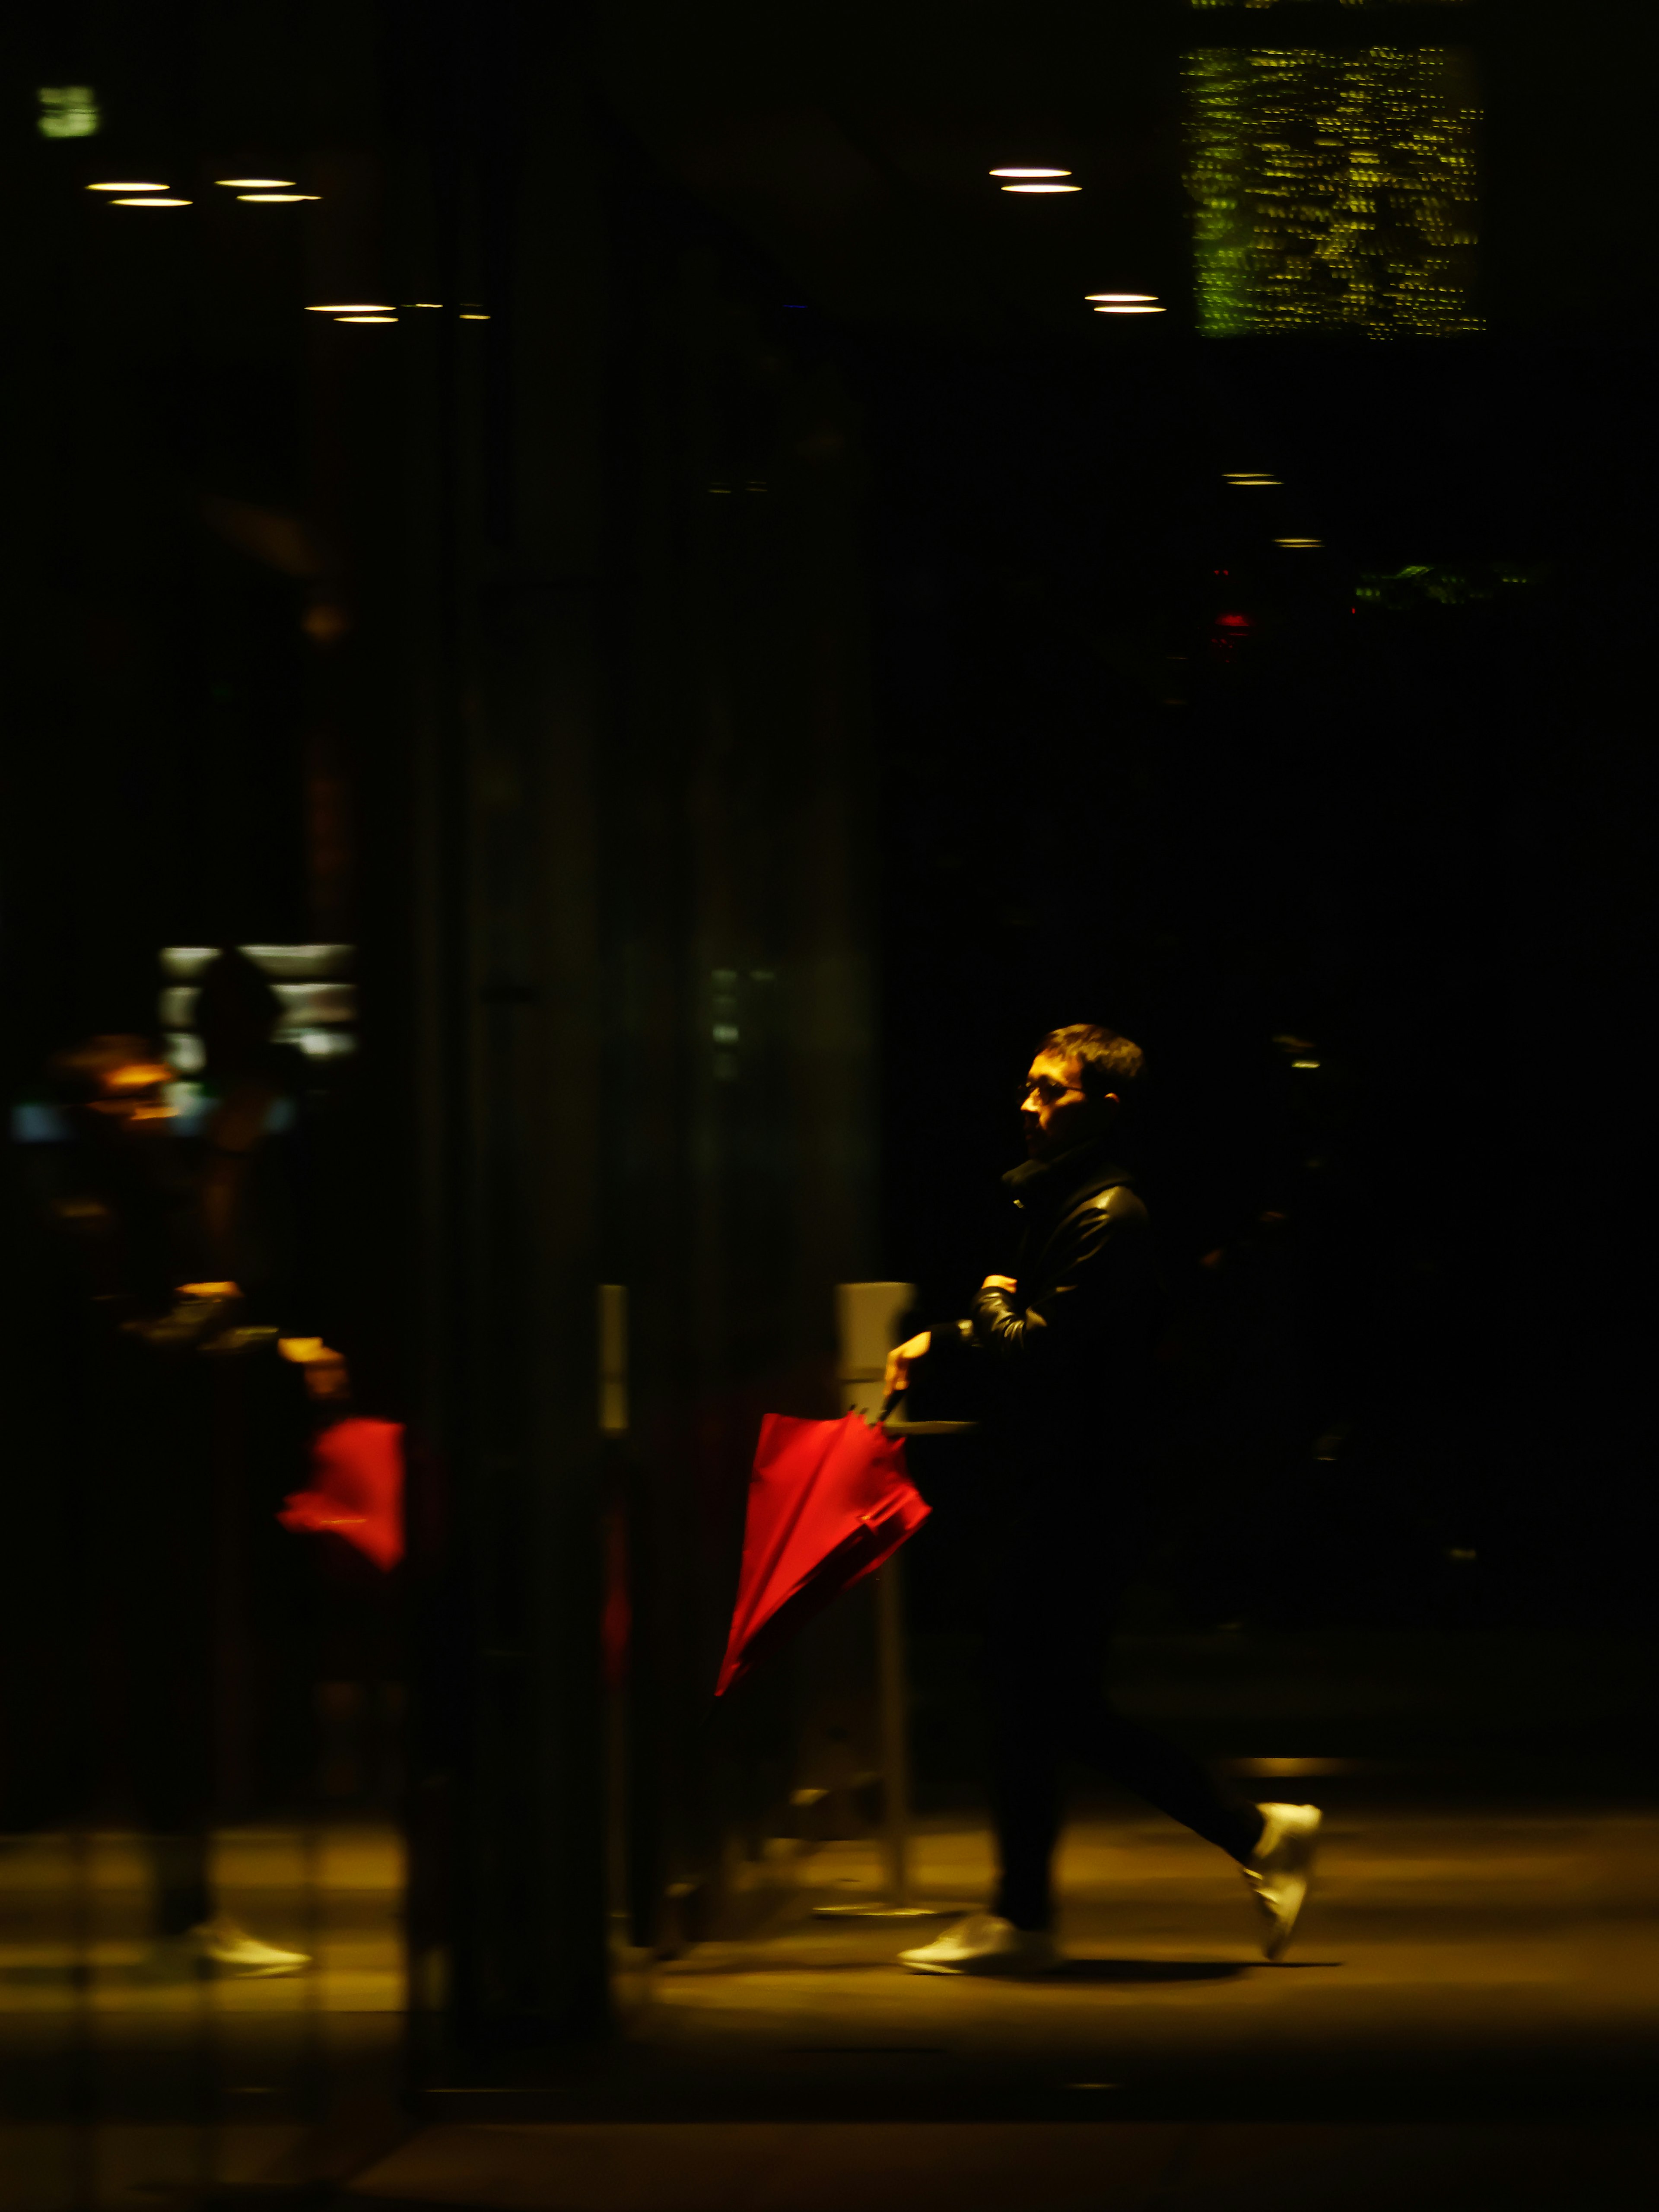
343,2118,1657,2212
5,1803,1654,2206
340,1802,1659,2210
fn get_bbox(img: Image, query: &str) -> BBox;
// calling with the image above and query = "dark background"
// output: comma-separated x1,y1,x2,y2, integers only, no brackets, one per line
4,2,1653,1622
2,0,1656,2053
587,0,1658,1632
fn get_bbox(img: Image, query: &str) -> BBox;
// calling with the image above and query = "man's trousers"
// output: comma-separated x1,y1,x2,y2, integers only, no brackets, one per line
983,1518,1261,1932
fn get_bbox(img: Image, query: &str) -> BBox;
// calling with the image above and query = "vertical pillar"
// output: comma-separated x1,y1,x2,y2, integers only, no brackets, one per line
836,1283,915,1909
834,1282,916,1422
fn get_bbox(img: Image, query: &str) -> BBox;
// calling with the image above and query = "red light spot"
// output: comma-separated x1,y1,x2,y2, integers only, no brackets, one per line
1217,613,1249,629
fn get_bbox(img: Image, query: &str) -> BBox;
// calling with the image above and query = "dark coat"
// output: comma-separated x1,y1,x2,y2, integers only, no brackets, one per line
931,1139,1167,1525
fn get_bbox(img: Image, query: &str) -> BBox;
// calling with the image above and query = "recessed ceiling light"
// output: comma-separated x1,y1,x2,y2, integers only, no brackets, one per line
238,193,319,202
336,314,396,324
306,304,396,313
1094,303,1164,313
216,178,295,188
1002,183,1081,194
1086,293,1156,304
110,196,190,206
990,167,1071,179
88,181,168,191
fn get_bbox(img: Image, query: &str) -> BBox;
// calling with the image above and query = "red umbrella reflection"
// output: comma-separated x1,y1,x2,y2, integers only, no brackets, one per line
278,1417,404,1572
716,1410,928,1696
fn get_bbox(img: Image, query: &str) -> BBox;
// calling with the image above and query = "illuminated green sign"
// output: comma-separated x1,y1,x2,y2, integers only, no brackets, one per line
38,86,101,139
1185,45,1481,337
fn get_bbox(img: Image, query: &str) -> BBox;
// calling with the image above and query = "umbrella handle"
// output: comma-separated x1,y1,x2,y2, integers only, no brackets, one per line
874,1390,901,1428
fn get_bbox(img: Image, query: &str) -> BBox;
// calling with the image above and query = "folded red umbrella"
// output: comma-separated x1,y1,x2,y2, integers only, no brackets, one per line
277,1417,405,1572
715,1409,929,1696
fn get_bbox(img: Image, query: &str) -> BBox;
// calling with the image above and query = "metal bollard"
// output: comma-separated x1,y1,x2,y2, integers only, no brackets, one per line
818,1284,968,1922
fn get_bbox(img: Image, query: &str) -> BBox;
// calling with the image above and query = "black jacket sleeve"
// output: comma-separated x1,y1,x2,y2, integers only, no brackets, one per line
967,1186,1159,1385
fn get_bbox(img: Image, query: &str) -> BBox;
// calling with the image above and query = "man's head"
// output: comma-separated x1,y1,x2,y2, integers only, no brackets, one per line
1020,1022,1144,1162
194,948,283,1076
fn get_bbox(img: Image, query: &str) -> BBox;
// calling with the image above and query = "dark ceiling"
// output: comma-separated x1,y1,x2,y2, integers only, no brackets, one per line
589,0,1655,343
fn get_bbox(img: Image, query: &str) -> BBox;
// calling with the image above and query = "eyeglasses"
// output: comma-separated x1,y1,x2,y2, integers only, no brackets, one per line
1021,1074,1082,1109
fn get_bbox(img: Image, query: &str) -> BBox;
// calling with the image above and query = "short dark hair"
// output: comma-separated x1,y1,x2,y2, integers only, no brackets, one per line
1037,1022,1145,1103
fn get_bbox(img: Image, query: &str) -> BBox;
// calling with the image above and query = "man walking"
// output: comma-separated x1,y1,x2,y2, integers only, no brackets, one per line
884,1023,1318,1974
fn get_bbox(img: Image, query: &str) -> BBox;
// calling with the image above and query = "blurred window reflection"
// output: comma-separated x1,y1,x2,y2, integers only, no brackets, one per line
160,944,356,1071
36,87,100,138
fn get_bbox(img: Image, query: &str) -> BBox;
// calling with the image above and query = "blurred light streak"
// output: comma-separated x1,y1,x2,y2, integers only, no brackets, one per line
216,178,295,187
159,946,222,979
305,303,394,313
238,193,320,203
337,315,395,323
1231,1757,1354,1778
111,197,191,207
105,1060,174,1093
1094,304,1165,313
1002,183,1081,194
236,944,354,977
990,167,1071,178
87,181,167,192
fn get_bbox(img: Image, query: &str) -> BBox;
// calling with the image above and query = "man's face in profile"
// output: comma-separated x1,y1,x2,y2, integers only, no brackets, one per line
1020,1053,1113,1162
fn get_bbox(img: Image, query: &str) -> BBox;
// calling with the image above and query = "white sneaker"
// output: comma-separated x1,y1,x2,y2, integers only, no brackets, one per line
1241,1802,1321,1959
153,1911,311,1982
898,1912,1061,1977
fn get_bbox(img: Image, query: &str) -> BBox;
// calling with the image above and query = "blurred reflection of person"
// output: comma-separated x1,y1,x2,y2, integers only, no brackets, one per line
35,1023,316,1976
3,1036,188,1838
185,949,357,1794
884,1023,1320,1975
187,950,330,1350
